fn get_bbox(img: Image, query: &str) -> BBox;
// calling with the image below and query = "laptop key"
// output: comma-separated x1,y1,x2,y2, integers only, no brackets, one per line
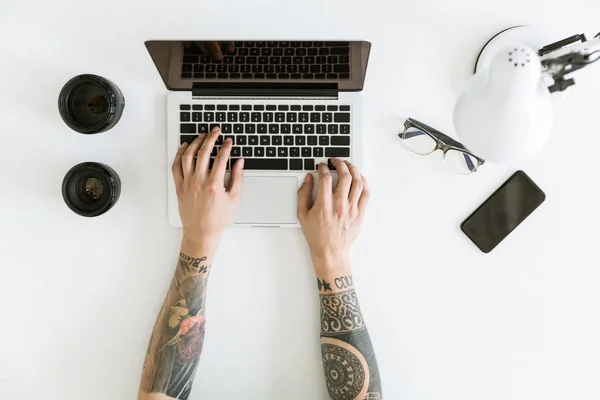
180,123,196,133
295,136,306,145
180,104,191,110
278,147,288,157
272,136,282,145
216,112,226,122
310,113,320,122
180,112,191,122
322,113,332,123
234,124,244,133
221,124,232,134
258,124,268,134
227,112,237,122
299,113,309,122
204,112,214,122
255,147,265,157
231,147,241,157
246,124,256,134
266,147,276,157
290,159,302,170
263,113,274,122
284,136,294,146
198,124,209,134
334,113,351,123
331,47,350,55
304,159,315,171
269,124,279,134
181,135,197,145
210,124,220,132
251,112,261,122
302,147,311,157
331,136,350,146
260,136,270,145
236,136,247,145
328,125,338,134
240,112,250,122
241,105,252,110
215,136,224,145
249,136,259,145
233,158,288,170
305,124,315,134
243,147,253,157
192,105,203,110
275,112,285,122
281,124,291,134
325,147,350,157
319,136,329,146
286,113,297,123
290,147,300,157
314,147,324,157
340,124,350,134
315,105,326,111
293,124,302,134
192,112,202,122
308,136,318,146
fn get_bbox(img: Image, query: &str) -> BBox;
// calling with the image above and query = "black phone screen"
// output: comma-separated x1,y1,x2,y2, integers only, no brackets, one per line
461,171,546,253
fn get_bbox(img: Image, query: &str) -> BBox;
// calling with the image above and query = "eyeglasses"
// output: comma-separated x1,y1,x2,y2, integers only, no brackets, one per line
398,118,485,175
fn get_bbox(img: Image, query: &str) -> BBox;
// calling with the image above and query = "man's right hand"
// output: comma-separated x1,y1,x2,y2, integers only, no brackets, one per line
297,159,370,274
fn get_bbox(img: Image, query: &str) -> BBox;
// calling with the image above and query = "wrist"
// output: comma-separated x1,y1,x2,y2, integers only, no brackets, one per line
181,234,219,258
311,252,351,276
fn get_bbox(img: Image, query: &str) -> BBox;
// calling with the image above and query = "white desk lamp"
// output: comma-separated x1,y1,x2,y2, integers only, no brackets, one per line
453,26,600,164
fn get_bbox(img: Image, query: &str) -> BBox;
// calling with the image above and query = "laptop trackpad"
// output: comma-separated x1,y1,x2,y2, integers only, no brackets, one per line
233,177,298,225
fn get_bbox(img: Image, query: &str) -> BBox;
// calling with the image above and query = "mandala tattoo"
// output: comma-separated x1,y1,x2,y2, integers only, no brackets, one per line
321,337,369,400
320,289,366,335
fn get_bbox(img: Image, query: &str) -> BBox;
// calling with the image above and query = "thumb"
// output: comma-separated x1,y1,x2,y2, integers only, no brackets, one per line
297,173,314,219
227,158,245,200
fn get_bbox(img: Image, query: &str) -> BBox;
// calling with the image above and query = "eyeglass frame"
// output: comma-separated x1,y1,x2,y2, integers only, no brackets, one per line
399,118,486,173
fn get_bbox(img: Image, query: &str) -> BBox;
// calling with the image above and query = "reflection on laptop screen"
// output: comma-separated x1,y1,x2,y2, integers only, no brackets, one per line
145,40,371,92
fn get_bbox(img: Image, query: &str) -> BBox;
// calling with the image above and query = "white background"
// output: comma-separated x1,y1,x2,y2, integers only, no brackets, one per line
1,0,599,399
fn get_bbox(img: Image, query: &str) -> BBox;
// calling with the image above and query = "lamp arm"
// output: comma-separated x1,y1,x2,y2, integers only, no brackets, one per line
539,32,600,93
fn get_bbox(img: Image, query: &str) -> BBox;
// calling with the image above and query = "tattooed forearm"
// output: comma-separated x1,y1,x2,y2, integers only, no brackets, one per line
139,252,211,400
318,275,382,400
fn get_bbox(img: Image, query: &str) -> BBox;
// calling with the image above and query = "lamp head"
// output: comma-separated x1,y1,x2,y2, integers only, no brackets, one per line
454,45,553,165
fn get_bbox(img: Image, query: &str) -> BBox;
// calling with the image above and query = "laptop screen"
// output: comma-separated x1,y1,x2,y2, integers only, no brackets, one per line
145,40,371,92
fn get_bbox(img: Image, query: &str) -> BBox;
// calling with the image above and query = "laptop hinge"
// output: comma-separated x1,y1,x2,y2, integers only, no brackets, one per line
191,82,338,100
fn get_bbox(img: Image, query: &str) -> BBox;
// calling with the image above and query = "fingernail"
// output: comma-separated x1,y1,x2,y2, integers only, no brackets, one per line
304,174,311,182
239,158,245,168
211,127,220,132
225,138,232,143
213,54,222,61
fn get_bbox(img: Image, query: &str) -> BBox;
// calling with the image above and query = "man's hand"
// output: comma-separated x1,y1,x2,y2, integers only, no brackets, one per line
172,127,244,253
297,159,370,273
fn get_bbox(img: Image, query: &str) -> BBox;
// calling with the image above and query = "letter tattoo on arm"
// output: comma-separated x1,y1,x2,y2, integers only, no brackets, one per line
139,253,212,400
318,275,382,400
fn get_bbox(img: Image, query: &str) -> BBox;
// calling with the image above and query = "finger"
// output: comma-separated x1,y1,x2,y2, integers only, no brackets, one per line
195,127,221,175
172,142,188,185
197,41,210,55
358,175,370,216
182,135,207,178
331,158,351,199
223,41,235,53
297,174,314,219
316,163,333,206
345,161,363,205
208,42,223,60
211,137,233,183
227,158,245,199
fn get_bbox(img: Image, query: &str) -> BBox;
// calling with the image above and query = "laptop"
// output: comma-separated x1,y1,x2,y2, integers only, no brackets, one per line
145,40,371,228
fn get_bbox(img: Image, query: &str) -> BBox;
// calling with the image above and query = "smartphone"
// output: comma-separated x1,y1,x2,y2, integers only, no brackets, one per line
461,171,546,253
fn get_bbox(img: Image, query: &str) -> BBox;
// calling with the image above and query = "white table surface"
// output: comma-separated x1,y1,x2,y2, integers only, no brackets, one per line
1,0,599,399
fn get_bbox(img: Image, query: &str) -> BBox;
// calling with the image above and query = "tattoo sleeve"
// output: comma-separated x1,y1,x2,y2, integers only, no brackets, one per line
318,274,382,400
139,253,211,400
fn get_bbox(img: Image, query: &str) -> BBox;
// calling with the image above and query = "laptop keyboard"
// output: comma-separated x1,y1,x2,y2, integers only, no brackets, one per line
181,41,351,80
179,104,351,171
